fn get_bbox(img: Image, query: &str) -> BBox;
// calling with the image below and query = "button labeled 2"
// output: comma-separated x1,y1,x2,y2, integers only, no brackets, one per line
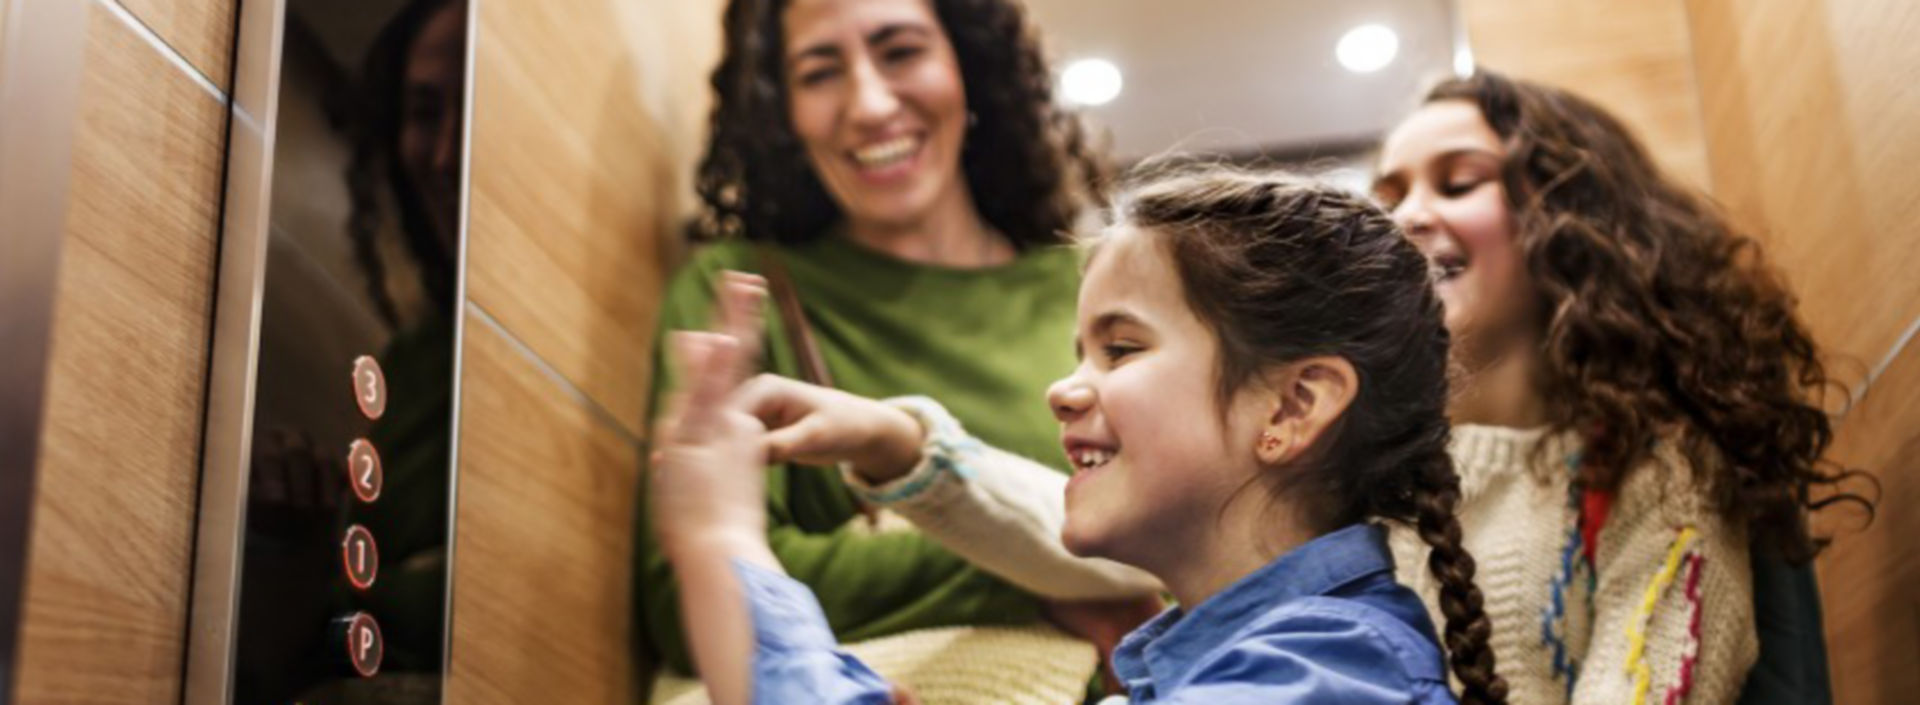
341,524,379,590
339,612,384,677
351,355,387,420
345,439,383,503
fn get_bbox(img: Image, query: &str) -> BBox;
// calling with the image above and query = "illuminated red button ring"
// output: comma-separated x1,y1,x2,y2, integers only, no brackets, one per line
337,611,384,678
341,524,379,590
351,355,387,420
345,439,383,503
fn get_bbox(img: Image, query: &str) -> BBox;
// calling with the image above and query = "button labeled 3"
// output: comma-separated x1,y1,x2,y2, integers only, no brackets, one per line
351,355,387,420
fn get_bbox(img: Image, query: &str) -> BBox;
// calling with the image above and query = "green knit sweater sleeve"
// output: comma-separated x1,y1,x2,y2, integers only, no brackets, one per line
633,243,1042,677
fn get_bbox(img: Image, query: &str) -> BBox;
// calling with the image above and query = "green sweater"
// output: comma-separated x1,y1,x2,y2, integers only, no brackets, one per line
635,233,1084,676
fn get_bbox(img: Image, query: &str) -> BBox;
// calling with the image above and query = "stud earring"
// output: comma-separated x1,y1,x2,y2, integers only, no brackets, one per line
1259,432,1281,452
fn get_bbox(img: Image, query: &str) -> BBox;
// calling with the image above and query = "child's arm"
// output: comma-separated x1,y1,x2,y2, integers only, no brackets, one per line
733,378,1164,599
650,275,895,705
1575,447,1758,705
846,395,1164,600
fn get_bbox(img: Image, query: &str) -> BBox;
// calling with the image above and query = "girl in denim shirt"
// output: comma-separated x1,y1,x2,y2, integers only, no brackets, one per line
650,168,1509,705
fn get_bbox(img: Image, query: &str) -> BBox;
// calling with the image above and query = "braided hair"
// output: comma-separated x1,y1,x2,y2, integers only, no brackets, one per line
1112,166,1508,704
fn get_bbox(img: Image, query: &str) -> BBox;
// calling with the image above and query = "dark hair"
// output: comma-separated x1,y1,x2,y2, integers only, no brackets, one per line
346,0,464,327
694,0,1108,247
1424,70,1873,562
1109,167,1507,705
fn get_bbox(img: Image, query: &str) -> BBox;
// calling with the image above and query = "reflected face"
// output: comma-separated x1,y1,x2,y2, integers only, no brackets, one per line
399,2,466,251
1046,228,1260,569
782,0,970,229
1374,100,1534,361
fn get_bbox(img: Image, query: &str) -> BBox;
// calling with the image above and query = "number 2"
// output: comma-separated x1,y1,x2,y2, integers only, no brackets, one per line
357,454,374,489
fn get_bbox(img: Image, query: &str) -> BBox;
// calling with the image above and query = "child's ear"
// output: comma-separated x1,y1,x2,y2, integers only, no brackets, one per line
1256,356,1358,465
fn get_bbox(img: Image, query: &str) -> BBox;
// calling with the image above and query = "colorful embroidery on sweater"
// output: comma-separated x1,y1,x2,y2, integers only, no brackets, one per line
1627,527,1702,705
1662,551,1707,705
1542,450,1595,697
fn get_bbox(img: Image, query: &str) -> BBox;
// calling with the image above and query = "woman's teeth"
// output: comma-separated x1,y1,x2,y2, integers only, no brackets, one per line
1073,448,1114,470
1433,255,1467,281
853,137,919,168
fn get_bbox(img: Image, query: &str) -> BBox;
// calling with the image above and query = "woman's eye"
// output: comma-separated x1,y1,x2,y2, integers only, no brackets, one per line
1103,344,1140,362
795,67,840,87
881,45,924,64
1440,179,1482,197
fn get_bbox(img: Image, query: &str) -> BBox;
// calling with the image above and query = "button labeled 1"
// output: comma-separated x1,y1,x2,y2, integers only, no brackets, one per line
338,612,384,677
351,355,387,420
341,524,378,590
345,439,383,503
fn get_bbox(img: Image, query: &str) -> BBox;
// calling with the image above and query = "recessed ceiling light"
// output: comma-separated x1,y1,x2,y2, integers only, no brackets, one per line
1061,58,1123,106
1337,24,1399,73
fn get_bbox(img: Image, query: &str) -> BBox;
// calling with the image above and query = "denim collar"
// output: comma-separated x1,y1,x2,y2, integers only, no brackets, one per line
1111,522,1399,693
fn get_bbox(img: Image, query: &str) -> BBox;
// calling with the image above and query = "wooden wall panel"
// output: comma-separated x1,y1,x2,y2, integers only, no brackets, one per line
464,0,720,436
114,0,234,91
452,0,725,699
13,3,228,702
446,311,644,705
1457,0,1710,189
1685,2,1920,703
1687,0,1920,371
1812,341,1920,705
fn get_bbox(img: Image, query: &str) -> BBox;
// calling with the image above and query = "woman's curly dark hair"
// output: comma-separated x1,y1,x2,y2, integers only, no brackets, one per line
694,0,1108,247
1428,70,1873,562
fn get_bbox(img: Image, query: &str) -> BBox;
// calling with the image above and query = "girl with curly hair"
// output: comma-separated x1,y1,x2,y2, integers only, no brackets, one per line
1372,70,1869,705
635,0,1149,700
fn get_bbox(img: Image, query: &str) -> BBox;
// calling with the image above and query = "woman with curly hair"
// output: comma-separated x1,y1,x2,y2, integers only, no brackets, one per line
1372,70,1869,705
634,0,1152,700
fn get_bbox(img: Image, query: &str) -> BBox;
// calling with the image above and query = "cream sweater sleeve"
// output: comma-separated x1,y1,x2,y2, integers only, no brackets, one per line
1572,445,1757,705
839,397,1163,600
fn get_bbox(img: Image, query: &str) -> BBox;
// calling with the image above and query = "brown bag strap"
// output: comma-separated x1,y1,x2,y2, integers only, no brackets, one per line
756,245,834,388
758,245,884,524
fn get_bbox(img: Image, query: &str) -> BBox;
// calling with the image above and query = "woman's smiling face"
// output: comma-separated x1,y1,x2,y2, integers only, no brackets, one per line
1375,100,1536,361
783,0,972,229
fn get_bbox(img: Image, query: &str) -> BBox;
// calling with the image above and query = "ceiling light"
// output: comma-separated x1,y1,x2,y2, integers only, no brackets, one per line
1061,58,1123,106
1337,24,1398,73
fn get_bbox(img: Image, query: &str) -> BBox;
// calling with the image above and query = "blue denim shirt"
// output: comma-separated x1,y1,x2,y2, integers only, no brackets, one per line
734,522,1453,704
1110,523,1456,704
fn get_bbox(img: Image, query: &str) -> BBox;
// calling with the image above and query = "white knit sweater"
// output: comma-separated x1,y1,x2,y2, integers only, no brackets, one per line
1387,425,1757,705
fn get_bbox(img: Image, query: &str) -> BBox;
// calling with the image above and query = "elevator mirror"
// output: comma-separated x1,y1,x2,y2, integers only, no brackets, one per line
187,0,473,702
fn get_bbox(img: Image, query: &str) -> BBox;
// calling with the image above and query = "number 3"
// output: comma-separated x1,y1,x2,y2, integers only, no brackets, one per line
360,369,378,403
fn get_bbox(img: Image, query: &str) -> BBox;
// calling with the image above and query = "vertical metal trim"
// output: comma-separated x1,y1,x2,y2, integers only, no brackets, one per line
182,0,286,702
438,0,480,692
0,0,91,701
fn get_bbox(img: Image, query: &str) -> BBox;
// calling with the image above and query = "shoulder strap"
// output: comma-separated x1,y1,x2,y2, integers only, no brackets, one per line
756,244,834,388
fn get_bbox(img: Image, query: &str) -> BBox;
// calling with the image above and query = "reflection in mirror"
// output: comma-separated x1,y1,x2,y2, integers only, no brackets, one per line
229,0,469,702
1028,0,1462,188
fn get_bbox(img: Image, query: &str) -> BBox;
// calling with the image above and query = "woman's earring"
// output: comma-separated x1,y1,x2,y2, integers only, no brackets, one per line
1259,432,1282,452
